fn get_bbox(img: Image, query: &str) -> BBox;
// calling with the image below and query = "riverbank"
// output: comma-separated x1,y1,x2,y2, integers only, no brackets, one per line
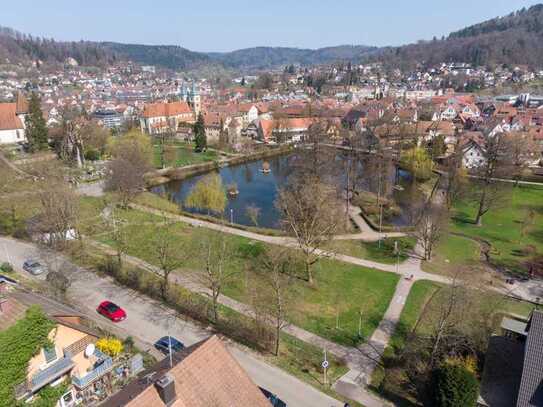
145,145,293,187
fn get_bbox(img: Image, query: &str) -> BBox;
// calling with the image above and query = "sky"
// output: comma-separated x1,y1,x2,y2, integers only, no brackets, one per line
2,0,542,52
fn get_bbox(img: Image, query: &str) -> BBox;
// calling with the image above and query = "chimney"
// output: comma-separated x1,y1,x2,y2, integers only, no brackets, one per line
155,374,176,406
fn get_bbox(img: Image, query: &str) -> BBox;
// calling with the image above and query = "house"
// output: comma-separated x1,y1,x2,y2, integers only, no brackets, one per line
459,133,486,169
140,101,195,135
101,335,270,407
255,118,313,144
0,92,28,144
479,310,543,407
3,295,111,407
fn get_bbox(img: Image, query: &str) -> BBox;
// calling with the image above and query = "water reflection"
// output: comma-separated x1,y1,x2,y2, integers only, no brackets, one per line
152,153,421,229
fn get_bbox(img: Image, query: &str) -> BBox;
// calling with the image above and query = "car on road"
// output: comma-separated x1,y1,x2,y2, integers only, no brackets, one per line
97,301,126,322
259,387,287,407
23,260,47,275
154,336,185,355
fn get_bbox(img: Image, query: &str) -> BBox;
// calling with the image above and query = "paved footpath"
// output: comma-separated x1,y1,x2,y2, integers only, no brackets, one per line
0,236,345,407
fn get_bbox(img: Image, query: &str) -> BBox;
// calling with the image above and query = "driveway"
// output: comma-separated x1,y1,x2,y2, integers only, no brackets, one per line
0,236,344,407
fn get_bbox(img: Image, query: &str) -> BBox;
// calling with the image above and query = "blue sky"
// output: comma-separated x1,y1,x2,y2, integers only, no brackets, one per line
2,0,541,52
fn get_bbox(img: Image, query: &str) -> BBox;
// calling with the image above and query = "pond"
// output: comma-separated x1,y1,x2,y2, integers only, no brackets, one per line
151,152,420,229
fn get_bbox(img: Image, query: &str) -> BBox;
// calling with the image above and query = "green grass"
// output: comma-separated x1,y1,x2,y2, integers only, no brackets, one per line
329,238,417,265
153,142,218,168
421,234,480,275
71,245,358,406
93,207,399,347
389,280,440,350
450,184,543,274
389,279,539,352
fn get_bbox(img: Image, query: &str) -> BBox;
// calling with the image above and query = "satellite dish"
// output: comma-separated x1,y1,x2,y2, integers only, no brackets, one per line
84,343,95,358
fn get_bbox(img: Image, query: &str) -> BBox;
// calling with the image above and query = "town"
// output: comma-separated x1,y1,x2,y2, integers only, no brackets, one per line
2,3,543,407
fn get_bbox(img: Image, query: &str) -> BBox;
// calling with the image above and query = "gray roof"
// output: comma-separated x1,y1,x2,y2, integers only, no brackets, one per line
502,317,529,337
517,310,543,407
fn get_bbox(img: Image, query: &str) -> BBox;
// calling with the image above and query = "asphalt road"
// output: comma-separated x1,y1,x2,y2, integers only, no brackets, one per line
0,236,345,407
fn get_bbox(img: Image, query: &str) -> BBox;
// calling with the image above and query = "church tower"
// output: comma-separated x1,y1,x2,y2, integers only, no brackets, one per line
191,83,201,116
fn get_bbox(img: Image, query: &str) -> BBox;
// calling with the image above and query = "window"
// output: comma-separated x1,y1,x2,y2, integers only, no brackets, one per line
60,390,75,407
43,346,57,364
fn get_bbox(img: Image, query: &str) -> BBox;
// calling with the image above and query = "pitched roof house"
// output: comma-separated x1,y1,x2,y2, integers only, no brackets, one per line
140,101,195,135
0,92,28,144
101,335,270,407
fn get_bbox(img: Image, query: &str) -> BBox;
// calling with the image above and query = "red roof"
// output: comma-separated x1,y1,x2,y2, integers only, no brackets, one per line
0,103,24,131
143,101,192,118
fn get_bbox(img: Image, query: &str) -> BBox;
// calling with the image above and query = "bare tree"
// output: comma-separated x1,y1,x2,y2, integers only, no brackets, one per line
245,204,261,227
105,131,152,208
151,221,186,299
35,183,79,249
251,246,296,355
443,149,468,210
108,207,128,268
412,204,448,261
277,175,343,284
473,132,512,226
507,132,537,186
195,232,237,322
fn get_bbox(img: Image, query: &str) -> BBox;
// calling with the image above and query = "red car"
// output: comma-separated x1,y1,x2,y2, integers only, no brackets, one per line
97,301,126,322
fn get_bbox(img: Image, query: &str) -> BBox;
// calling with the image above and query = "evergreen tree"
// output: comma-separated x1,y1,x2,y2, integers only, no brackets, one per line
25,92,48,151
241,77,246,86
193,112,207,152
432,363,479,407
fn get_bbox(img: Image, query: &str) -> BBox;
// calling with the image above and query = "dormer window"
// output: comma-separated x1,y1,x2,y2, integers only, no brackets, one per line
43,346,57,364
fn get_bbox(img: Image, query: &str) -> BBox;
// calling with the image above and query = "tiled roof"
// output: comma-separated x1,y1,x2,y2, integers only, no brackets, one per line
0,296,28,331
102,335,270,407
0,103,24,131
143,101,192,118
516,310,543,407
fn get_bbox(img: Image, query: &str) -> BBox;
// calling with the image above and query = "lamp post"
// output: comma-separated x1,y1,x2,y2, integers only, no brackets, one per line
378,203,383,248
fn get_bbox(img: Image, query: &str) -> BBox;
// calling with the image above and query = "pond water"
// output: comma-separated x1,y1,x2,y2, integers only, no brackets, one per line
151,152,418,229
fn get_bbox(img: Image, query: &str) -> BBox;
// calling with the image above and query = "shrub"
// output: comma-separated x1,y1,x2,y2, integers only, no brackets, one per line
238,241,265,259
84,148,101,161
0,262,13,273
432,362,479,407
123,336,135,352
96,337,124,357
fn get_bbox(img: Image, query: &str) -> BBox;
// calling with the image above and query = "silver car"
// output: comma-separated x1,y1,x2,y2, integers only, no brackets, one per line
23,260,46,275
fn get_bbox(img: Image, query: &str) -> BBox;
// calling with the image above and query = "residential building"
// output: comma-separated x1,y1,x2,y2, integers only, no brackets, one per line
93,108,123,129
101,335,270,407
0,92,28,144
140,101,195,135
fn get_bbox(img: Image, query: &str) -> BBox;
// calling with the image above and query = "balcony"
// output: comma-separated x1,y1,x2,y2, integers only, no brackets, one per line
72,349,113,389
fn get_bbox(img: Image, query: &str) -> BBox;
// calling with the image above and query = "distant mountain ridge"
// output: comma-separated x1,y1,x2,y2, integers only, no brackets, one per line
1,4,543,71
370,4,543,68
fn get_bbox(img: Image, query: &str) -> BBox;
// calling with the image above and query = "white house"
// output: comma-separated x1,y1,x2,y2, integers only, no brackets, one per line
461,140,486,169
0,93,28,145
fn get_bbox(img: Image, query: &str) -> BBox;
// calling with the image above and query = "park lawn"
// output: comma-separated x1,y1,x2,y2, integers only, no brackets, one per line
153,142,218,168
389,280,440,351
450,184,543,274
421,234,480,275
329,237,417,265
389,280,538,353
95,209,399,347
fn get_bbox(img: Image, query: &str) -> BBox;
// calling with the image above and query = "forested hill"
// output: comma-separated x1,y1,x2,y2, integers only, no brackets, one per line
2,4,543,71
208,45,378,69
0,26,116,67
370,4,543,69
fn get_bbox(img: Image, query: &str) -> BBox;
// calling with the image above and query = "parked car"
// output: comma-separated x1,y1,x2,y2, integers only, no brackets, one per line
97,301,126,322
259,387,287,407
23,260,47,275
154,336,185,355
